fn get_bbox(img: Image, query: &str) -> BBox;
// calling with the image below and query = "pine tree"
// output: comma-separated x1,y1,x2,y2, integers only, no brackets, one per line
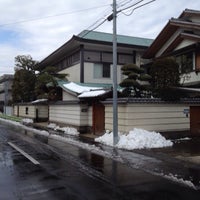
119,63,151,97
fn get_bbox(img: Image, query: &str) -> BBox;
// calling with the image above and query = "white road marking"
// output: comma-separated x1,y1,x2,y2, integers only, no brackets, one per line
8,142,40,165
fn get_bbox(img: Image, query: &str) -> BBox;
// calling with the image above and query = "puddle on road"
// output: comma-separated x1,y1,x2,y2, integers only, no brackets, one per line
5,125,200,194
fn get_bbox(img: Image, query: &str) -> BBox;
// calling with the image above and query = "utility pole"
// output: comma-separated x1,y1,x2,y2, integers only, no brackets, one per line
112,0,118,146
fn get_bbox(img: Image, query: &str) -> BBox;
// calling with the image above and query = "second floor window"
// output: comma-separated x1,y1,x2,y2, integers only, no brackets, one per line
94,63,111,78
176,52,194,73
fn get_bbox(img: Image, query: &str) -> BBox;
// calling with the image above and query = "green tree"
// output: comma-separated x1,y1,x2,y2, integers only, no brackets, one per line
35,66,68,101
150,57,181,100
12,55,37,102
14,55,38,71
119,63,151,97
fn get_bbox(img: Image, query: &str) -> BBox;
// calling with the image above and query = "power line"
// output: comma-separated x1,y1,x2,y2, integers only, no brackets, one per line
0,4,110,27
121,0,156,16
80,4,112,38
75,0,156,38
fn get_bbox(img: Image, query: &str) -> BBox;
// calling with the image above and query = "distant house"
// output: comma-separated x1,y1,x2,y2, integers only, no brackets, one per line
0,74,14,114
143,9,200,87
38,30,153,85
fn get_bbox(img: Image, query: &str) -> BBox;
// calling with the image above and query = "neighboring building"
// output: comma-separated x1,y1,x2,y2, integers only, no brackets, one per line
0,74,14,114
143,9,200,87
38,30,153,85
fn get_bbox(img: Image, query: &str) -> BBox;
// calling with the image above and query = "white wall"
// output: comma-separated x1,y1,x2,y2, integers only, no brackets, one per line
104,103,190,133
18,105,36,119
13,105,48,119
49,104,89,127
62,90,78,101
59,63,80,82
36,105,49,119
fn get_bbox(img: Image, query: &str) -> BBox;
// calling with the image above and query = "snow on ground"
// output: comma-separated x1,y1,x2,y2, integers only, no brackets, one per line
164,173,197,190
47,123,79,136
95,128,173,150
22,118,34,124
0,117,198,190
174,137,192,141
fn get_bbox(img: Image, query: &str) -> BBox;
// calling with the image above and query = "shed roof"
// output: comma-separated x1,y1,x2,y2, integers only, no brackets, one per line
58,80,112,99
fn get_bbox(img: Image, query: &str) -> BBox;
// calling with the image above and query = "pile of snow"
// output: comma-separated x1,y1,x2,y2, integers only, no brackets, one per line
95,128,173,150
164,173,197,190
21,118,33,124
47,123,79,136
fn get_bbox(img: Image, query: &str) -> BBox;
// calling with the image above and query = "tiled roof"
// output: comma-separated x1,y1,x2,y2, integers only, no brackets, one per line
78,30,153,47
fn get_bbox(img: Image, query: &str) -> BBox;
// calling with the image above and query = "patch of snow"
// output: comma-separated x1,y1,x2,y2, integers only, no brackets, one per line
174,137,191,141
63,82,102,94
164,173,197,190
22,118,33,124
31,99,48,103
78,90,107,98
95,128,173,150
47,123,79,136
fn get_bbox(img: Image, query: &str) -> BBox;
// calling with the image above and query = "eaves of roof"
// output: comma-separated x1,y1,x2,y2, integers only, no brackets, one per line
179,9,200,19
38,31,153,68
38,35,79,69
161,32,200,56
143,19,200,59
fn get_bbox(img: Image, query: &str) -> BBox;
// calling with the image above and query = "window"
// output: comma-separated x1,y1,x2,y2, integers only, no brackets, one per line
94,63,111,78
176,52,194,73
102,63,111,78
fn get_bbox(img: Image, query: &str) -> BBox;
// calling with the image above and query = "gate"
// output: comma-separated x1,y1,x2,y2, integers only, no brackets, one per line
92,102,105,135
190,106,200,135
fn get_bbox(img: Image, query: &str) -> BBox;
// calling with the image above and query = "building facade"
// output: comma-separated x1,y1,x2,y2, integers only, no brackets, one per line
0,74,13,114
143,9,200,87
38,30,153,85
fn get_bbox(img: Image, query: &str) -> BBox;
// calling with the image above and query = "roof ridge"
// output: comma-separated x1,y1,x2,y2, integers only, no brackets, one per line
78,29,153,40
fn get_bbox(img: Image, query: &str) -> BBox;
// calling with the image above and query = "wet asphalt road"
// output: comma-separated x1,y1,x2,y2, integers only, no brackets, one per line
0,124,200,200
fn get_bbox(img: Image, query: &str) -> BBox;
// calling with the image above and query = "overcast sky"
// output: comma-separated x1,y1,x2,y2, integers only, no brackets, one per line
0,0,199,75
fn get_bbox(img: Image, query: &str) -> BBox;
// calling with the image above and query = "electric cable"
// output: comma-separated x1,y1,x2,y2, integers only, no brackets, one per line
0,4,110,27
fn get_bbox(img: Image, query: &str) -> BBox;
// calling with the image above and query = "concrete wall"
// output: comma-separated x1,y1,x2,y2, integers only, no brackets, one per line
49,103,90,132
104,103,190,133
37,105,49,119
62,90,78,101
13,105,48,121
59,63,81,82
